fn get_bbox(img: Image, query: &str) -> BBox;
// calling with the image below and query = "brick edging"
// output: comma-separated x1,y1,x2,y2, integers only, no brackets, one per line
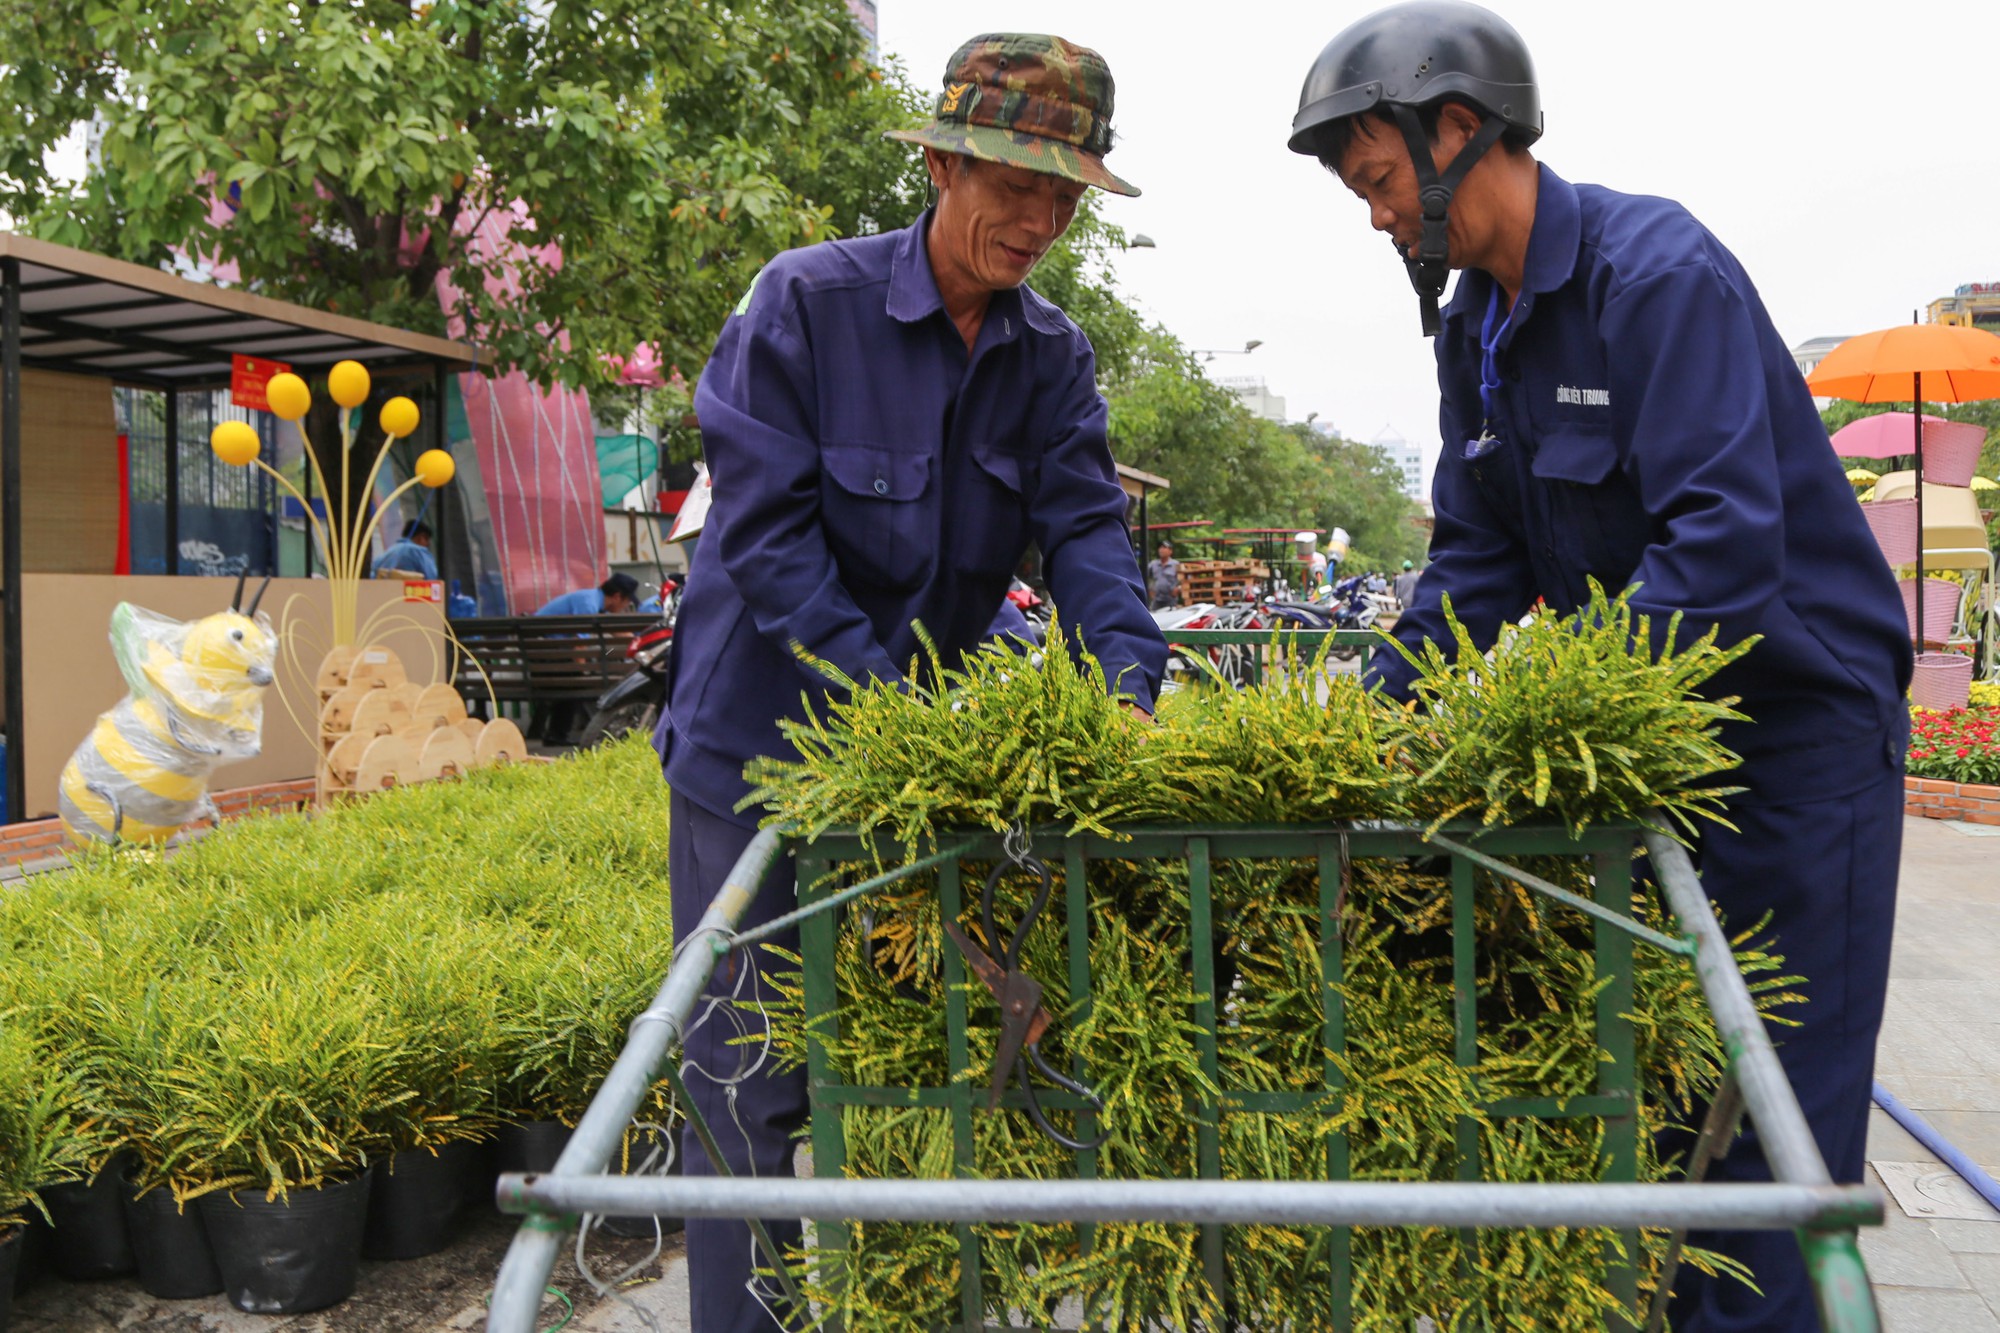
0,777,319,872
1906,775,2000,825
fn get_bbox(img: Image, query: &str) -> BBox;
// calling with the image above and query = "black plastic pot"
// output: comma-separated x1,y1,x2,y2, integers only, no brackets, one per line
0,1225,22,1332
491,1121,571,1217
599,1127,685,1239
121,1175,223,1300
363,1143,478,1261
196,1170,372,1315
40,1156,135,1280
493,1120,572,1176
8,1216,45,1300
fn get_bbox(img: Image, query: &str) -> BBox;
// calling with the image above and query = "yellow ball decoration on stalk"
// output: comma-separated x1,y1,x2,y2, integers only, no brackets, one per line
415,449,456,488
210,420,261,466
265,373,311,421
379,396,420,439
327,360,372,409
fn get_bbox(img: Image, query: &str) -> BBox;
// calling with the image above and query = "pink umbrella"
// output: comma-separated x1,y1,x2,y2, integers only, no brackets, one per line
1829,412,1953,460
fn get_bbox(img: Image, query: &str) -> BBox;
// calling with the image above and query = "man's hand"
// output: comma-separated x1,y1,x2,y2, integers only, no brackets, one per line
1122,701,1153,723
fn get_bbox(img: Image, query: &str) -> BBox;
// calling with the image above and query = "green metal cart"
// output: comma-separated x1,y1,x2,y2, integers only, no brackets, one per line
487,816,1883,1333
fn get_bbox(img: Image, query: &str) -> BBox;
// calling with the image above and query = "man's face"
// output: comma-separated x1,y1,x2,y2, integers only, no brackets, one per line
605,592,633,614
1157,545,1172,560
1334,112,1479,267
927,151,1086,293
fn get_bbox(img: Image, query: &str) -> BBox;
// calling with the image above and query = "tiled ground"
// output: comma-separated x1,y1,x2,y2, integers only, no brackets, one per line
1861,816,2000,1331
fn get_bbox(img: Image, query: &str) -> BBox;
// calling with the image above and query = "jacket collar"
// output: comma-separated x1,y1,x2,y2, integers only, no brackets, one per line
886,210,1063,338
1442,162,1582,342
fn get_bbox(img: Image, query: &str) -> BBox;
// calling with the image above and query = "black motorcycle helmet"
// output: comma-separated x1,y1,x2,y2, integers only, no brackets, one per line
1289,1,1542,337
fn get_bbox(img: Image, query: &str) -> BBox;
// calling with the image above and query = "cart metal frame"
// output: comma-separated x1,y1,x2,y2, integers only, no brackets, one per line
488,818,1883,1332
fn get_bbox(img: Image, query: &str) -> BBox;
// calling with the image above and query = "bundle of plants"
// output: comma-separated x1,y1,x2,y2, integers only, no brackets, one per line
763,850,1786,1330
1380,582,1756,837
746,592,1781,1328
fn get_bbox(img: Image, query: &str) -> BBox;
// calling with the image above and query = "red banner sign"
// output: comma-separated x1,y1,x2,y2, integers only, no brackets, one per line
229,355,292,411
401,580,445,604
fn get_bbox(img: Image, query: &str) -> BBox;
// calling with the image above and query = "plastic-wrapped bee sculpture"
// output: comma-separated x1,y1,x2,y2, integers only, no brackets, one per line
59,574,279,845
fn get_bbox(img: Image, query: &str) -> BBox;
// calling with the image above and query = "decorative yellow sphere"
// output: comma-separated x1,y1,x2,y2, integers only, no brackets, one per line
265,372,311,421
210,420,261,466
327,360,372,409
379,396,420,439
415,449,456,488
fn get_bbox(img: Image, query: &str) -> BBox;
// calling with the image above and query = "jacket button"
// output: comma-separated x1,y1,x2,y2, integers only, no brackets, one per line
873,478,889,496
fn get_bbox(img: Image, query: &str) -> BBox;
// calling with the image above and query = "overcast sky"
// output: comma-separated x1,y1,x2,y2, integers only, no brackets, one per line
878,0,2000,469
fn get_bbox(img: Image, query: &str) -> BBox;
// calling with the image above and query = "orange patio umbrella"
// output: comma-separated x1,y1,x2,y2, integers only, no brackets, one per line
1807,322,2000,646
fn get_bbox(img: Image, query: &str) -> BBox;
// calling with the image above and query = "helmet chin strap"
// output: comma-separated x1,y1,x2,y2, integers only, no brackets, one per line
1390,105,1508,337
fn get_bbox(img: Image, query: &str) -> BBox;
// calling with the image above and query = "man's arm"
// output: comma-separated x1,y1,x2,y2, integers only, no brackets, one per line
1031,336,1167,710
693,268,905,689
1366,383,1537,701
1601,262,1784,653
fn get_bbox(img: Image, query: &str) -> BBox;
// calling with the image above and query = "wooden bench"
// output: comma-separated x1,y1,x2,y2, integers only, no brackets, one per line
449,615,660,709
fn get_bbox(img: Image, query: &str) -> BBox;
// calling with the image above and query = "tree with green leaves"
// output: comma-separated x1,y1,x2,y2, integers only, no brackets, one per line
0,0,903,387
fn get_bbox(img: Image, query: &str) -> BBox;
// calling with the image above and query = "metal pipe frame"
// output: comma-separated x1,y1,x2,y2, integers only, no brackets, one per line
484,826,788,1332
485,820,1885,1333
499,1175,1876,1234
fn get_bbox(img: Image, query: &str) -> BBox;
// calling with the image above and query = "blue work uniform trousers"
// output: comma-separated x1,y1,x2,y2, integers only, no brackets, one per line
669,790,808,1332
1666,766,1904,1332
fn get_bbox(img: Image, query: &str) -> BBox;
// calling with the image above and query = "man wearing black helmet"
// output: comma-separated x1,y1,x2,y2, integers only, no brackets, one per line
1290,4,1911,1330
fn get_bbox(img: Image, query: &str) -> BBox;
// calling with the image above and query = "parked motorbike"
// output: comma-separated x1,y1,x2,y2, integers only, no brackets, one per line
579,583,680,747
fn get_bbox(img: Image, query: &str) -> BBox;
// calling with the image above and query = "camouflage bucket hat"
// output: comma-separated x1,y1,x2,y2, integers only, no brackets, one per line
886,33,1140,197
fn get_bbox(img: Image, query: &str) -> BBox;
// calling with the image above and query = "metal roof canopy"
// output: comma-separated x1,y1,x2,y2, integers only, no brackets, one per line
0,232,474,386
1,233,477,821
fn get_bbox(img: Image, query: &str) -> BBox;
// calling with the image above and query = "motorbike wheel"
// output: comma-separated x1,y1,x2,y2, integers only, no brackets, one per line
578,699,659,749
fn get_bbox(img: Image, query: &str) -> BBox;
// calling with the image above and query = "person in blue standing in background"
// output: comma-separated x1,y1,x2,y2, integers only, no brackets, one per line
655,32,1165,1331
534,572,640,617
373,520,437,581
1288,5,1912,1329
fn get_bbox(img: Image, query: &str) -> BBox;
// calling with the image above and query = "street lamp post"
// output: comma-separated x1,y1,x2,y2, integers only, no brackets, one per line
1192,339,1263,362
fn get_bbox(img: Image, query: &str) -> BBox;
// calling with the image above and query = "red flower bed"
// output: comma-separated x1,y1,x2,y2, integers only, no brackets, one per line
1910,706,2000,786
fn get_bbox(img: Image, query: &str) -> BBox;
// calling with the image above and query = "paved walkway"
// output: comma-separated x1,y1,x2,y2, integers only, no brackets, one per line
1860,815,2000,1331
10,816,1994,1330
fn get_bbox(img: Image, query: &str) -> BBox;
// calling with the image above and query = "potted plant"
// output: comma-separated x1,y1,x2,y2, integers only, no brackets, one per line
169,962,400,1314
0,1024,100,1329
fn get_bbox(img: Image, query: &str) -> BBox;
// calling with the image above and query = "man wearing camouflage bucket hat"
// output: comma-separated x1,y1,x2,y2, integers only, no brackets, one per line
655,31,1163,1331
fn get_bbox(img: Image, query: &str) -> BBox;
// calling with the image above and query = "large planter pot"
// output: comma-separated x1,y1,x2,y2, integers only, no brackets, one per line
121,1174,223,1300
493,1120,572,1176
491,1121,571,1217
40,1155,135,1280
196,1170,373,1315
0,1225,22,1332
599,1127,685,1240
363,1143,478,1261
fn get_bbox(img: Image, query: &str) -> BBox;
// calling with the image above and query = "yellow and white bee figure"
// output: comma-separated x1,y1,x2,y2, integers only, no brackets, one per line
59,576,278,845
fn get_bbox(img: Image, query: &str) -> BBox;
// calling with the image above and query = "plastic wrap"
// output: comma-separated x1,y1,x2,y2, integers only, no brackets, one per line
59,602,277,845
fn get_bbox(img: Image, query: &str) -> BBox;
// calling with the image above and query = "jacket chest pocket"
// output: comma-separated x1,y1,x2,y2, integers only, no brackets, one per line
821,443,936,592
949,443,1033,574
1529,431,1647,586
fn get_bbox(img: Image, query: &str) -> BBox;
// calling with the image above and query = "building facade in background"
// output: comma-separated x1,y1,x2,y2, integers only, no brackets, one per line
1370,424,1424,500
847,0,878,60
1790,335,1850,379
1217,375,1286,423
1929,281,2000,332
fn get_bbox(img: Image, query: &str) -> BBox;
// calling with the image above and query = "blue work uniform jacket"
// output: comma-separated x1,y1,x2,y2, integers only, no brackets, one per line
1371,166,1911,804
375,539,437,579
536,589,605,616
661,212,1165,822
